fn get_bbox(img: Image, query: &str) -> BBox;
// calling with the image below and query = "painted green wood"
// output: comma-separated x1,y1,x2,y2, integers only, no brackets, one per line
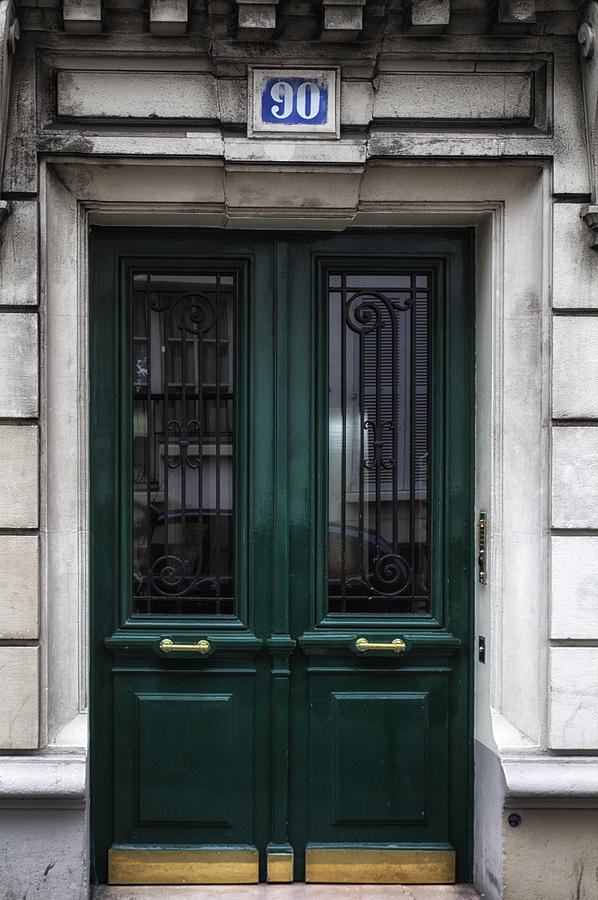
90,229,473,886
308,670,448,842
114,670,256,842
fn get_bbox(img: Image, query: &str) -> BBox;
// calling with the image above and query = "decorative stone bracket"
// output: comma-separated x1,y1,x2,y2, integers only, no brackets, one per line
579,1,598,247
0,0,18,221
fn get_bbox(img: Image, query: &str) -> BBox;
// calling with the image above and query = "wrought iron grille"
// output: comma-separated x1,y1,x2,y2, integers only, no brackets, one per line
328,271,430,614
131,271,235,616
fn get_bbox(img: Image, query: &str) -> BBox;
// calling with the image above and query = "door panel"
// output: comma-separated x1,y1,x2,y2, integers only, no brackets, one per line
90,229,473,885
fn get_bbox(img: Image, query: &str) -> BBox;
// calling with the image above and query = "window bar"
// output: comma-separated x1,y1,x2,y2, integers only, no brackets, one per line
178,295,189,616
197,291,204,613
340,273,348,613
374,293,382,564
144,275,152,614
409,276,417,607
162,279,171,613
391,284,399,560
358,284,366,590
215,275,222,614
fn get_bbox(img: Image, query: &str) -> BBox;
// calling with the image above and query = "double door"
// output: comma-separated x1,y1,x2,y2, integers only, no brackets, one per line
90,229,473,885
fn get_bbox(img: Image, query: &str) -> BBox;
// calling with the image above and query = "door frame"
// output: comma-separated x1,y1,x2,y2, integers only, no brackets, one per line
39,156,550,892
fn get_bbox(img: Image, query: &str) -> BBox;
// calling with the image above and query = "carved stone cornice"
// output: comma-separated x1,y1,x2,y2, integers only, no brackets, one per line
0,0,17,208
579,1,598,246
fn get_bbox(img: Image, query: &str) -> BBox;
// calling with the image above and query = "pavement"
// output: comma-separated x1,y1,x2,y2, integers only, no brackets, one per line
94,885,482,899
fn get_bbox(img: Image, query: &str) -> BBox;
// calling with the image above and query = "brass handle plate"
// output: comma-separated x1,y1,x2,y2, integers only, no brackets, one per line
355,637,406,654
159,638,211,655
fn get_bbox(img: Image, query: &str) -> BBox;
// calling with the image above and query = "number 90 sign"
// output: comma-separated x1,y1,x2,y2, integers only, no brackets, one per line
262,77,328,125
249,67,340,138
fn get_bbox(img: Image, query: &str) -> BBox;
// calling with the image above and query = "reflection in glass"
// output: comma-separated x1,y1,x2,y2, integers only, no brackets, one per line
328,272,430,615
131,272,235,616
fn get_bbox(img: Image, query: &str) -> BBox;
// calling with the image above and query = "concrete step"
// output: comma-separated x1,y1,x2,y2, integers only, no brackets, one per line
93,885,482,900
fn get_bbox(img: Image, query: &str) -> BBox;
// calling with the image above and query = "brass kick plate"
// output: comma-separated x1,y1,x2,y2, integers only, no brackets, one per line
305,847,456,884
267,850,294,882
108,847,259,885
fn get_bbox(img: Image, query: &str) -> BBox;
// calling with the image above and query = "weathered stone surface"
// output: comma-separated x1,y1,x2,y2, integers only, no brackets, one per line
552,317,598,418
2,40,37,195
552,427,598,529
552,204,598,308
409,0,450,30
63,0,102,33
497,0,536,24
550,647,598,749
236,0,277,38
0,806,88,900
0,425,38,528
0,313,38,417
0,535,39,639
373,73,532,122
0,646,39,749
551,536,598,640
321,0,365,41
149,0,188,34
0,201,38,305
57,71,218,120
0,0,20,196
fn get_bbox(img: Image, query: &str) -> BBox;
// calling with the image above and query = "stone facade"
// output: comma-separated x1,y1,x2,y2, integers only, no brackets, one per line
0,1,597,898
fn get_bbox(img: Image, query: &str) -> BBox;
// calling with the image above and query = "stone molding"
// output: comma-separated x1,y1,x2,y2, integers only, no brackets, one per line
579,1,598,246
0,753,87,808
0,0,18,201
501,755,598,807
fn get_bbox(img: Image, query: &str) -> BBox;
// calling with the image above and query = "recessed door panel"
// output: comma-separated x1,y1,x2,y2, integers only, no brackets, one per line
136,692,234,825
113,670,256,844
331,690,429,824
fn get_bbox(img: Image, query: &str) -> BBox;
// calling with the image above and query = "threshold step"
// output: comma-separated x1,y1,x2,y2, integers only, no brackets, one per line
94,885,481,899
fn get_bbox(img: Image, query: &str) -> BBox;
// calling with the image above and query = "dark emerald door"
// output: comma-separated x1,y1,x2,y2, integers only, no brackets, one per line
90,230,473,886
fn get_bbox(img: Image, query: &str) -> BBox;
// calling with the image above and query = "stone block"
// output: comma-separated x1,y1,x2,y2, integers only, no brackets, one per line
0,313,38,418
552,204,598,309
236,0,278,38
550,647,598,749
409,0,450,30
149,0,188,34
551,537,598,640
57,71,218,120
0,808,88,899
0,426,38,528
373,73,532,122
497,0,536,24
0,646,39,749
0,535,39,639
321,0,365,40
552,317,598,419
0,202,39,306
503,809,598,900
552,427,598,529
63,0,102,32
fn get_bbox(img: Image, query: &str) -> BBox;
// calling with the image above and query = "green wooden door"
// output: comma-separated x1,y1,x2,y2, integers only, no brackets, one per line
90,229,473,886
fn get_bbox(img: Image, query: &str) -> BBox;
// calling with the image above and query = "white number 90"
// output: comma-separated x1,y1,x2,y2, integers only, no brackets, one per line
270,80,321,120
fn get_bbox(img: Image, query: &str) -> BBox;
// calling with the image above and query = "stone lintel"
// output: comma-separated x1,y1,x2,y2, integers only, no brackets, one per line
63,0,102,33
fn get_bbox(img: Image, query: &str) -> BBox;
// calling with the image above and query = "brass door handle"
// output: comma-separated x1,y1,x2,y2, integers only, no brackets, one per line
355,637,406,654
159,638,211,655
